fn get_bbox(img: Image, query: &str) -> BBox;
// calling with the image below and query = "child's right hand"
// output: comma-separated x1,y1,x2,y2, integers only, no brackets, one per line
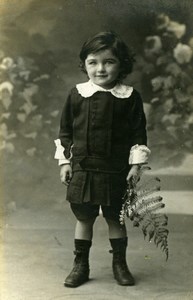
60,164,72,186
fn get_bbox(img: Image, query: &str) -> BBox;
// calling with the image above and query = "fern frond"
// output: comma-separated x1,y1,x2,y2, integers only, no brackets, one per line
119,167,169,260
127,184,161,209
135,195,163,211
137,202,165,217
128,197,162,221
137,185,161,198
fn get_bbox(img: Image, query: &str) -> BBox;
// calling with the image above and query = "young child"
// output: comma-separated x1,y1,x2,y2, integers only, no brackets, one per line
54,31,150,287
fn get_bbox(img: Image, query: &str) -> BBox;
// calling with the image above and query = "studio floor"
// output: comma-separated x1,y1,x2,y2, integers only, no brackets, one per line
0,190,193,300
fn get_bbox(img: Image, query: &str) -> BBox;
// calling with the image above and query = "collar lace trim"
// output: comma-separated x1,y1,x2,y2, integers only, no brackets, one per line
76,80,133,99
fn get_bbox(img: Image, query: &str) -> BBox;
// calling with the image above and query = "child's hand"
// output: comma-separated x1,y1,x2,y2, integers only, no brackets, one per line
126,165,141,185
60,164,72,186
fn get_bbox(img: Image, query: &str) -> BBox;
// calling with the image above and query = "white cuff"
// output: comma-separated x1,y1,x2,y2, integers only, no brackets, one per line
54,139,66,159
54,139,73,160
129,144,151,165
58,159,71,166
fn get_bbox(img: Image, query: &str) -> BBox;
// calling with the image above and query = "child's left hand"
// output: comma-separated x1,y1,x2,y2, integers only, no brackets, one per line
126,165,141,185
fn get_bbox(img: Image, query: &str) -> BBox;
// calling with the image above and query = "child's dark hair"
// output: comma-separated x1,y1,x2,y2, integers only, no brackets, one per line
79,31,135,81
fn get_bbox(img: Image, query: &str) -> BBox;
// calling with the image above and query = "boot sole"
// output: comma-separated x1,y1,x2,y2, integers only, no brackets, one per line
116,281,135,286
114,276,135,286
64,278,89,288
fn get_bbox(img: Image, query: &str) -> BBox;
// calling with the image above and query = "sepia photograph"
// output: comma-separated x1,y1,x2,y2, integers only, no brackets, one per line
0,1,193,299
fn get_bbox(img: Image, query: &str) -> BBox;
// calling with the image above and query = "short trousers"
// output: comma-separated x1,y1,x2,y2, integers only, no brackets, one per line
70,201,123,223
67,169,129,206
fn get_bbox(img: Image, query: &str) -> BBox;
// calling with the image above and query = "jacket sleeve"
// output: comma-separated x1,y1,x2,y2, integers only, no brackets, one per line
128,90,151,164
54,91,73,164
130,90,147,146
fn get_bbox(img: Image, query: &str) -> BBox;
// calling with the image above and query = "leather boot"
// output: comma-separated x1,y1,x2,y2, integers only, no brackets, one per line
109,237,135,286
64,239,92,288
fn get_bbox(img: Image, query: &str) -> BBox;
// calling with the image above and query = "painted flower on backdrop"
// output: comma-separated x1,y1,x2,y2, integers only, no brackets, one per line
167,21,186,39
0,123,16,140
157,14,186,39
173,43,193,64
151,76,175,92
144,36,162,56
0,57,15,70
157,14,170,30
22,84,39,102
0,81,14,110
0,81,14,96
165,63,181,77
151,76,163,92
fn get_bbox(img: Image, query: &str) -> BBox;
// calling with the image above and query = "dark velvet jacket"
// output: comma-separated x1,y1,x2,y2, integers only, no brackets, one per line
59,87,147,173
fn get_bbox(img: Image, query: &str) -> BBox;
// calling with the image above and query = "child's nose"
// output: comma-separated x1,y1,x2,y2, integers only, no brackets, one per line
97,63,105,72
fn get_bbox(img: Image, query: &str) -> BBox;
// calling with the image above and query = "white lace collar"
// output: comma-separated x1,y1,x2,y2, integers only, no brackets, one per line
76,80,133,99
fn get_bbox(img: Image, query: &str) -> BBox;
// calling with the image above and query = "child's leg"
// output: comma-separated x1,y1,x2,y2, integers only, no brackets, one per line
65,203,99,288
75,218,96,240
64,237,92,288
105,217,135,286
65,218,95,288
105,218,127,239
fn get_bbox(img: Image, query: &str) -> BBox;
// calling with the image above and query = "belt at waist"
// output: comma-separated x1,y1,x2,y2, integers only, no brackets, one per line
72,156,129,173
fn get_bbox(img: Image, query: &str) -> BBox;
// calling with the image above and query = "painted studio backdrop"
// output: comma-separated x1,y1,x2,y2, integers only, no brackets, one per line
0,2,193,300
0,0,193,210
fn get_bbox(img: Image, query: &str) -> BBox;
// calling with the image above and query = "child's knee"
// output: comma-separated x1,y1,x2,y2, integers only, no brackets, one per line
78,218,96,226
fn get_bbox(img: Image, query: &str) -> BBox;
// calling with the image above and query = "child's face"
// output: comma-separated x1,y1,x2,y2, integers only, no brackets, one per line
85,49,121,89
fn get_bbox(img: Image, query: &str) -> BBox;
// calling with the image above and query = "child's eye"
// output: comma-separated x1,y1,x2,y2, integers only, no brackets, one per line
88,61,96,65
106,60,115,64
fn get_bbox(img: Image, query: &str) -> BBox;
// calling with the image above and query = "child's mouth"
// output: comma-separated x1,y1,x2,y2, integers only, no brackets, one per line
96,75,108,78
